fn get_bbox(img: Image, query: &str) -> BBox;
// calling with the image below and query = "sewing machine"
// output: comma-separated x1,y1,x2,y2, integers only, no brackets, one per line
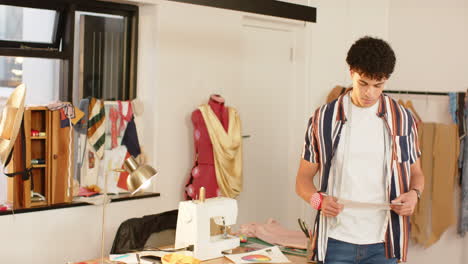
175,195,240,260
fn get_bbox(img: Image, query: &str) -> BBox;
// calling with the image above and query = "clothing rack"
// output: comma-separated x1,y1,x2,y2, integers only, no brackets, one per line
384,90,449,96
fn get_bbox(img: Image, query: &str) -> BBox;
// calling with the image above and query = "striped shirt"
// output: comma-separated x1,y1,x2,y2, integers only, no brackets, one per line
302,89,420,262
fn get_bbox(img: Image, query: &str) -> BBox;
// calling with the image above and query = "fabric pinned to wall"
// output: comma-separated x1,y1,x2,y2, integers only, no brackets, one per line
121,117,141,157
97,145,128,193
88,98,106,159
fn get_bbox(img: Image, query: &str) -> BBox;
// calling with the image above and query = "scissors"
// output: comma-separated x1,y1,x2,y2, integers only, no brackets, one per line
297,218,310,238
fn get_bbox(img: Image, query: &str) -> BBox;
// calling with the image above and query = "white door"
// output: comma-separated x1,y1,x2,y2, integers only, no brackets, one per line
235,17,307,229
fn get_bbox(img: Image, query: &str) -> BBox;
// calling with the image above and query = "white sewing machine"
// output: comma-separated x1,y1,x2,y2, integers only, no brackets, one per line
175,194,240,260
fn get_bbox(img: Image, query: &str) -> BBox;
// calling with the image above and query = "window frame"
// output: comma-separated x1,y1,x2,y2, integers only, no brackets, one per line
0,1,67,52
0,0,139,101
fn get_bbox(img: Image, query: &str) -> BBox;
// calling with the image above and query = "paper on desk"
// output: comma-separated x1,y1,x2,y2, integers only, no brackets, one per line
140,250,193,258
110,253,152,264
224,246,290,263
110,251,193,264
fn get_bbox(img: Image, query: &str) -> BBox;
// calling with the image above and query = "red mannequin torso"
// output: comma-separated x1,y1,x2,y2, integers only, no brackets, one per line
185,95,229,199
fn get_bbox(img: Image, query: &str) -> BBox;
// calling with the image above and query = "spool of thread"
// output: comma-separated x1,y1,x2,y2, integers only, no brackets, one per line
199,187,205,203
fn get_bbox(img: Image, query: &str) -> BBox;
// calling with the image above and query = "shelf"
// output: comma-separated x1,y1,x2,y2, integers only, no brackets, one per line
31,164,46,168
31,136,46,140
30,200,48,207
0,192,161,216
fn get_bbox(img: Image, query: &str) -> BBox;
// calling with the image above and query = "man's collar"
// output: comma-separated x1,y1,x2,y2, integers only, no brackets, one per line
335,88,387,122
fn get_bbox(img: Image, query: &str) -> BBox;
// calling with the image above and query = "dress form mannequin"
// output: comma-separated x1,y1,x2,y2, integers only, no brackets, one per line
185,95,229,199
210,94,225,104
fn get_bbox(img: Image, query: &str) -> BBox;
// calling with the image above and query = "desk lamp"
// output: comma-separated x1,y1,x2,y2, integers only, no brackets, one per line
124,156,158,195
100,156,158,264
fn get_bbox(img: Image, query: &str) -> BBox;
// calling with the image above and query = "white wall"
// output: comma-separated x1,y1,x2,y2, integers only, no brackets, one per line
387,0,468,263
0,196,163,263
388,0,468,94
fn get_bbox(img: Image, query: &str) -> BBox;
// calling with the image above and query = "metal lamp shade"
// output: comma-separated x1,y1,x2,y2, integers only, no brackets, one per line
124,156,157,195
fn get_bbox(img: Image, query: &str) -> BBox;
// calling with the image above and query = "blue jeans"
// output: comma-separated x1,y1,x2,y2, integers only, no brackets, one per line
323,238,397,264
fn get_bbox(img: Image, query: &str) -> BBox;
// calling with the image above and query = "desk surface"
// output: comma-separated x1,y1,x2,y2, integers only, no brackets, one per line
78,247,308,264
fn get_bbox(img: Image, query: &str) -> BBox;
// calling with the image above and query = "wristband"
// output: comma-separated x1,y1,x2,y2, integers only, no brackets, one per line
309,192,323,210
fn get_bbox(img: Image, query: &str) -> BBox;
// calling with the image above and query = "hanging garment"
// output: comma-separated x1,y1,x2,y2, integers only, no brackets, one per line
185,99,229,199
121,116,141,157
411,123,435,246
103,100,133,150
74,98,90,183
109,107,120,149
81,141,100,187
97,145,128,194
198,104,242,198
59,109,70,128
117,115,142,190
427,124,458,245
411,124,459,246
118,100,133,135
326,86,347,104
88,98,106,159
47,101,84,125
117,151,132,190
74,98,90,134
460,112,468,236
449,93,458,123
103,102,119,150
457,93,466,139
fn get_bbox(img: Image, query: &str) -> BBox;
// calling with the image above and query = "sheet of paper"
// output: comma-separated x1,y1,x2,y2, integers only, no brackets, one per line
224,246,290,263
110,251,193,264
109,253,153,264
337,199,402,210
139,250,193,258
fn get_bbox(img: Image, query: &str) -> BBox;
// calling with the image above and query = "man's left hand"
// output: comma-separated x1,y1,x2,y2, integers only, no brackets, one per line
390,190,418,216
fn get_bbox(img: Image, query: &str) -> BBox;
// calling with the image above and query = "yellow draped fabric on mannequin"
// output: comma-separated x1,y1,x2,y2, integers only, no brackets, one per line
198,104,243,198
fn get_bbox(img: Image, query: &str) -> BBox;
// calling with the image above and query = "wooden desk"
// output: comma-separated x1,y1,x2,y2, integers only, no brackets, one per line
77,247,308,264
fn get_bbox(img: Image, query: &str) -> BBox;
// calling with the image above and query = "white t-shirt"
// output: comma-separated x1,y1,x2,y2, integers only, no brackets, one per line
328,93,388,244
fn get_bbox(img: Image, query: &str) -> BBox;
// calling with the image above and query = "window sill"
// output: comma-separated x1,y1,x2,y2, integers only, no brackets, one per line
0,192,160,216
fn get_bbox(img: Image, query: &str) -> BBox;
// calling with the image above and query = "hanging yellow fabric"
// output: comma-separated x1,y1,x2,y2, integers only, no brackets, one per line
198,104,243,198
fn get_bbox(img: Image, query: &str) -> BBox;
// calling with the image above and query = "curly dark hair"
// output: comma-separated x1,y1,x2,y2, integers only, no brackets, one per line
346,36,396,80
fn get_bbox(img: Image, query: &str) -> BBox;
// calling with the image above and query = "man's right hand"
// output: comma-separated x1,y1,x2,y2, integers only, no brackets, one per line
321,196,344,217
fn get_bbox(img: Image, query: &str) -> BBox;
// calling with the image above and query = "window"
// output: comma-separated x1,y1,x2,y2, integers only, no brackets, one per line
0,56,22,89
0,0,138,101
0,56,60,104
73,11,134,104
0,4,64,50
0,0,139,206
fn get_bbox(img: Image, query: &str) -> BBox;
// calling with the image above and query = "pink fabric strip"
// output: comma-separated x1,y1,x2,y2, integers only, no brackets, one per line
118,100,133,134
109,107,119,149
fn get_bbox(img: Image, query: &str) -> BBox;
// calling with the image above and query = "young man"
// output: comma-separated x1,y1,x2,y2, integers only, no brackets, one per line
296,36,424,264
